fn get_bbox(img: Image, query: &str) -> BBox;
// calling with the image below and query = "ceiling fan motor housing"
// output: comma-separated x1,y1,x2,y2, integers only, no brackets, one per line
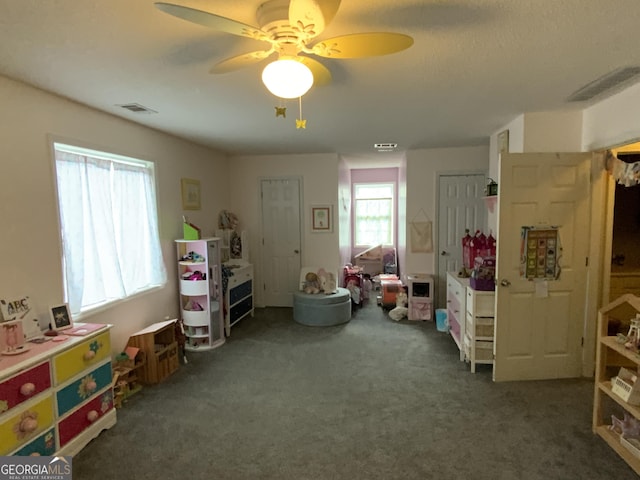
257,0,296,39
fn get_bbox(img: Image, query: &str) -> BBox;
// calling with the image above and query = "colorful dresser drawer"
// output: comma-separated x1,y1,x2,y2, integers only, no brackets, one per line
0,361,51,415
0,394,55,455
56,361,112,416
53,331,110,384
12,428,56,456
58,389,114,448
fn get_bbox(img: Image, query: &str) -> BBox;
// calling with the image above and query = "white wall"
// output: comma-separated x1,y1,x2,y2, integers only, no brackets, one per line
337,157,352,276
582,82,640,151
397,154,408,279
227,153,340,307
405,145,490,276
522,111,584,152
0,75,230,354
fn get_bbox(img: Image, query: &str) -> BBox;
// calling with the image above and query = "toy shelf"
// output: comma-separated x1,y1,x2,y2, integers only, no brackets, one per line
592,293,640,475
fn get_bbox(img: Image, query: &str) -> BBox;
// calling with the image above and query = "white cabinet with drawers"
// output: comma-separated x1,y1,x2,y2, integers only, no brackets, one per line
223,262,254,335
446,272,469,361
464,287,495,373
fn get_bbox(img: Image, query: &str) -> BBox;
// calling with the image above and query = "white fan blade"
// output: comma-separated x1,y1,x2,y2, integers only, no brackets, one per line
289,0,341,40
155,2,269,41
312,32,414,59
297,57,332,86
210,50,275,74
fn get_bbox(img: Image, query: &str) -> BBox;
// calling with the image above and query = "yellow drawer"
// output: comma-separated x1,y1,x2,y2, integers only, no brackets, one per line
53,331,111,385
0,394,54,455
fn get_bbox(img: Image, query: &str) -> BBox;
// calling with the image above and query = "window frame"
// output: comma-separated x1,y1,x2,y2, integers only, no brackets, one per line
51,141,166,318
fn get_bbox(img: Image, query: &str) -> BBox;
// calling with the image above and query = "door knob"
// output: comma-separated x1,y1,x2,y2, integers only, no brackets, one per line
294,249,300,254
441,251,448,256
500,279,511,287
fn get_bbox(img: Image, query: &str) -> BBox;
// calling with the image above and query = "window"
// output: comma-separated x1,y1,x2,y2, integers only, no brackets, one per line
53,143,166,316
354,183,394,246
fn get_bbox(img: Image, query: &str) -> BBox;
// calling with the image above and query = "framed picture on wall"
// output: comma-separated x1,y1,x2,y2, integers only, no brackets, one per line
311,205,332,233
181,178,201,210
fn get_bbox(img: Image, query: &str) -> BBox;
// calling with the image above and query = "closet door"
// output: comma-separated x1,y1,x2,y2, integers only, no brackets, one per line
436,173,486,308
261,177,302,306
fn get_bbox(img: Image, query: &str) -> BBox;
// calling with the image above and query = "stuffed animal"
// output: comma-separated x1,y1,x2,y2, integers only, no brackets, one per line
303,272,320,294
396,290,408,307
346,279,361,304
318,270,337,294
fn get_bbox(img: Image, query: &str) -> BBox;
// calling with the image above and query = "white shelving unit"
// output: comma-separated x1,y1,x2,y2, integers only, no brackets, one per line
464,286,495,373
446,272,469,362
593,293,640,475
175,238,225,351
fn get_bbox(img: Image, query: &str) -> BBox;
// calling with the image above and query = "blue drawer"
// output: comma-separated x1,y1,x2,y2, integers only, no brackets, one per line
56,361,112,416
12,428,56,456
230,296,253,322
230,280,252,304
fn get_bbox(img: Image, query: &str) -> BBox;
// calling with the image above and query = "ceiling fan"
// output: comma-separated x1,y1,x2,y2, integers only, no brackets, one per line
155,0,414,98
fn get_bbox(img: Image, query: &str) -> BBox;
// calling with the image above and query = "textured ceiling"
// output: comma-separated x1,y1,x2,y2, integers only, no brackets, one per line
1,0,640,157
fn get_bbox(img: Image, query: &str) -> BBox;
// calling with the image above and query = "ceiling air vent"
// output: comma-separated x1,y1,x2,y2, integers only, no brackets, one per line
116,103,158,114
374,143,398,152
568,66,640,103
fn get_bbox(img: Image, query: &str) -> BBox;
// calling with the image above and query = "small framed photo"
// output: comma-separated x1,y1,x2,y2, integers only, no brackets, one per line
311,205,333,233
50,303,73,331
181,178,201,211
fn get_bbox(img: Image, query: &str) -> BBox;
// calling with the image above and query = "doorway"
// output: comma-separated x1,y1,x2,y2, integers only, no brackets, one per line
260,177,302,307
607,149,640,302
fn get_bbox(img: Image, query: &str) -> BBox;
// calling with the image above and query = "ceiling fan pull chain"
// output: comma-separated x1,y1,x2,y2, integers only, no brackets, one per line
296,96,306,129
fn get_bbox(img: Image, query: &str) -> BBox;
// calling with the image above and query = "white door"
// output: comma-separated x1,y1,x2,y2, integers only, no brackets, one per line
494,152,591,382
437,174,487,308
261,178,302,307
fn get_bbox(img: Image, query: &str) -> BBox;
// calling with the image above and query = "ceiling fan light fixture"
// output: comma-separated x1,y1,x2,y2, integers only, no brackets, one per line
262,59,314,99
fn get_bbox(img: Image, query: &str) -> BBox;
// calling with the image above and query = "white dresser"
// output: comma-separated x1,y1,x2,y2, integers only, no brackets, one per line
0,324,116,456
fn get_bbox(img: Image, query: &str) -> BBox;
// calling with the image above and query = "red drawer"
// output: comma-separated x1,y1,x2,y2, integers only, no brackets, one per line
0,362,51,414
57,390,113,447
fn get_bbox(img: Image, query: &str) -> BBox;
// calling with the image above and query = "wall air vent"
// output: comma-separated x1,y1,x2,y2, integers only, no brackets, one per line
568,66,640,103
116,103,158,114
374,143,398,152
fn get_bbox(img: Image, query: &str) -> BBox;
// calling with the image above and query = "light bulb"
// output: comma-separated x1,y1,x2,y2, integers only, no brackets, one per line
262,59,314,99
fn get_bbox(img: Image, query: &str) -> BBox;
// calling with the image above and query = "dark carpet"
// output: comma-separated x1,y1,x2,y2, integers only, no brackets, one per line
73,300,637,479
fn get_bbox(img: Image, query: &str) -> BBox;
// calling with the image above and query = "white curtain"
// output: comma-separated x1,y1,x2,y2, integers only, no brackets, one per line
55,150,166,315
355,198,392,245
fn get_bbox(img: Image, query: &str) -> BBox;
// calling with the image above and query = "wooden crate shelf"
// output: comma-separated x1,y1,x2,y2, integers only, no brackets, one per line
126,320,179,384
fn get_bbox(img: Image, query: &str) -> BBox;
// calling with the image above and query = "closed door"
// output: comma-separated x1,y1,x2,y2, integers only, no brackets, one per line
437,174,487,308
494,152,591,381
261,178,302,306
